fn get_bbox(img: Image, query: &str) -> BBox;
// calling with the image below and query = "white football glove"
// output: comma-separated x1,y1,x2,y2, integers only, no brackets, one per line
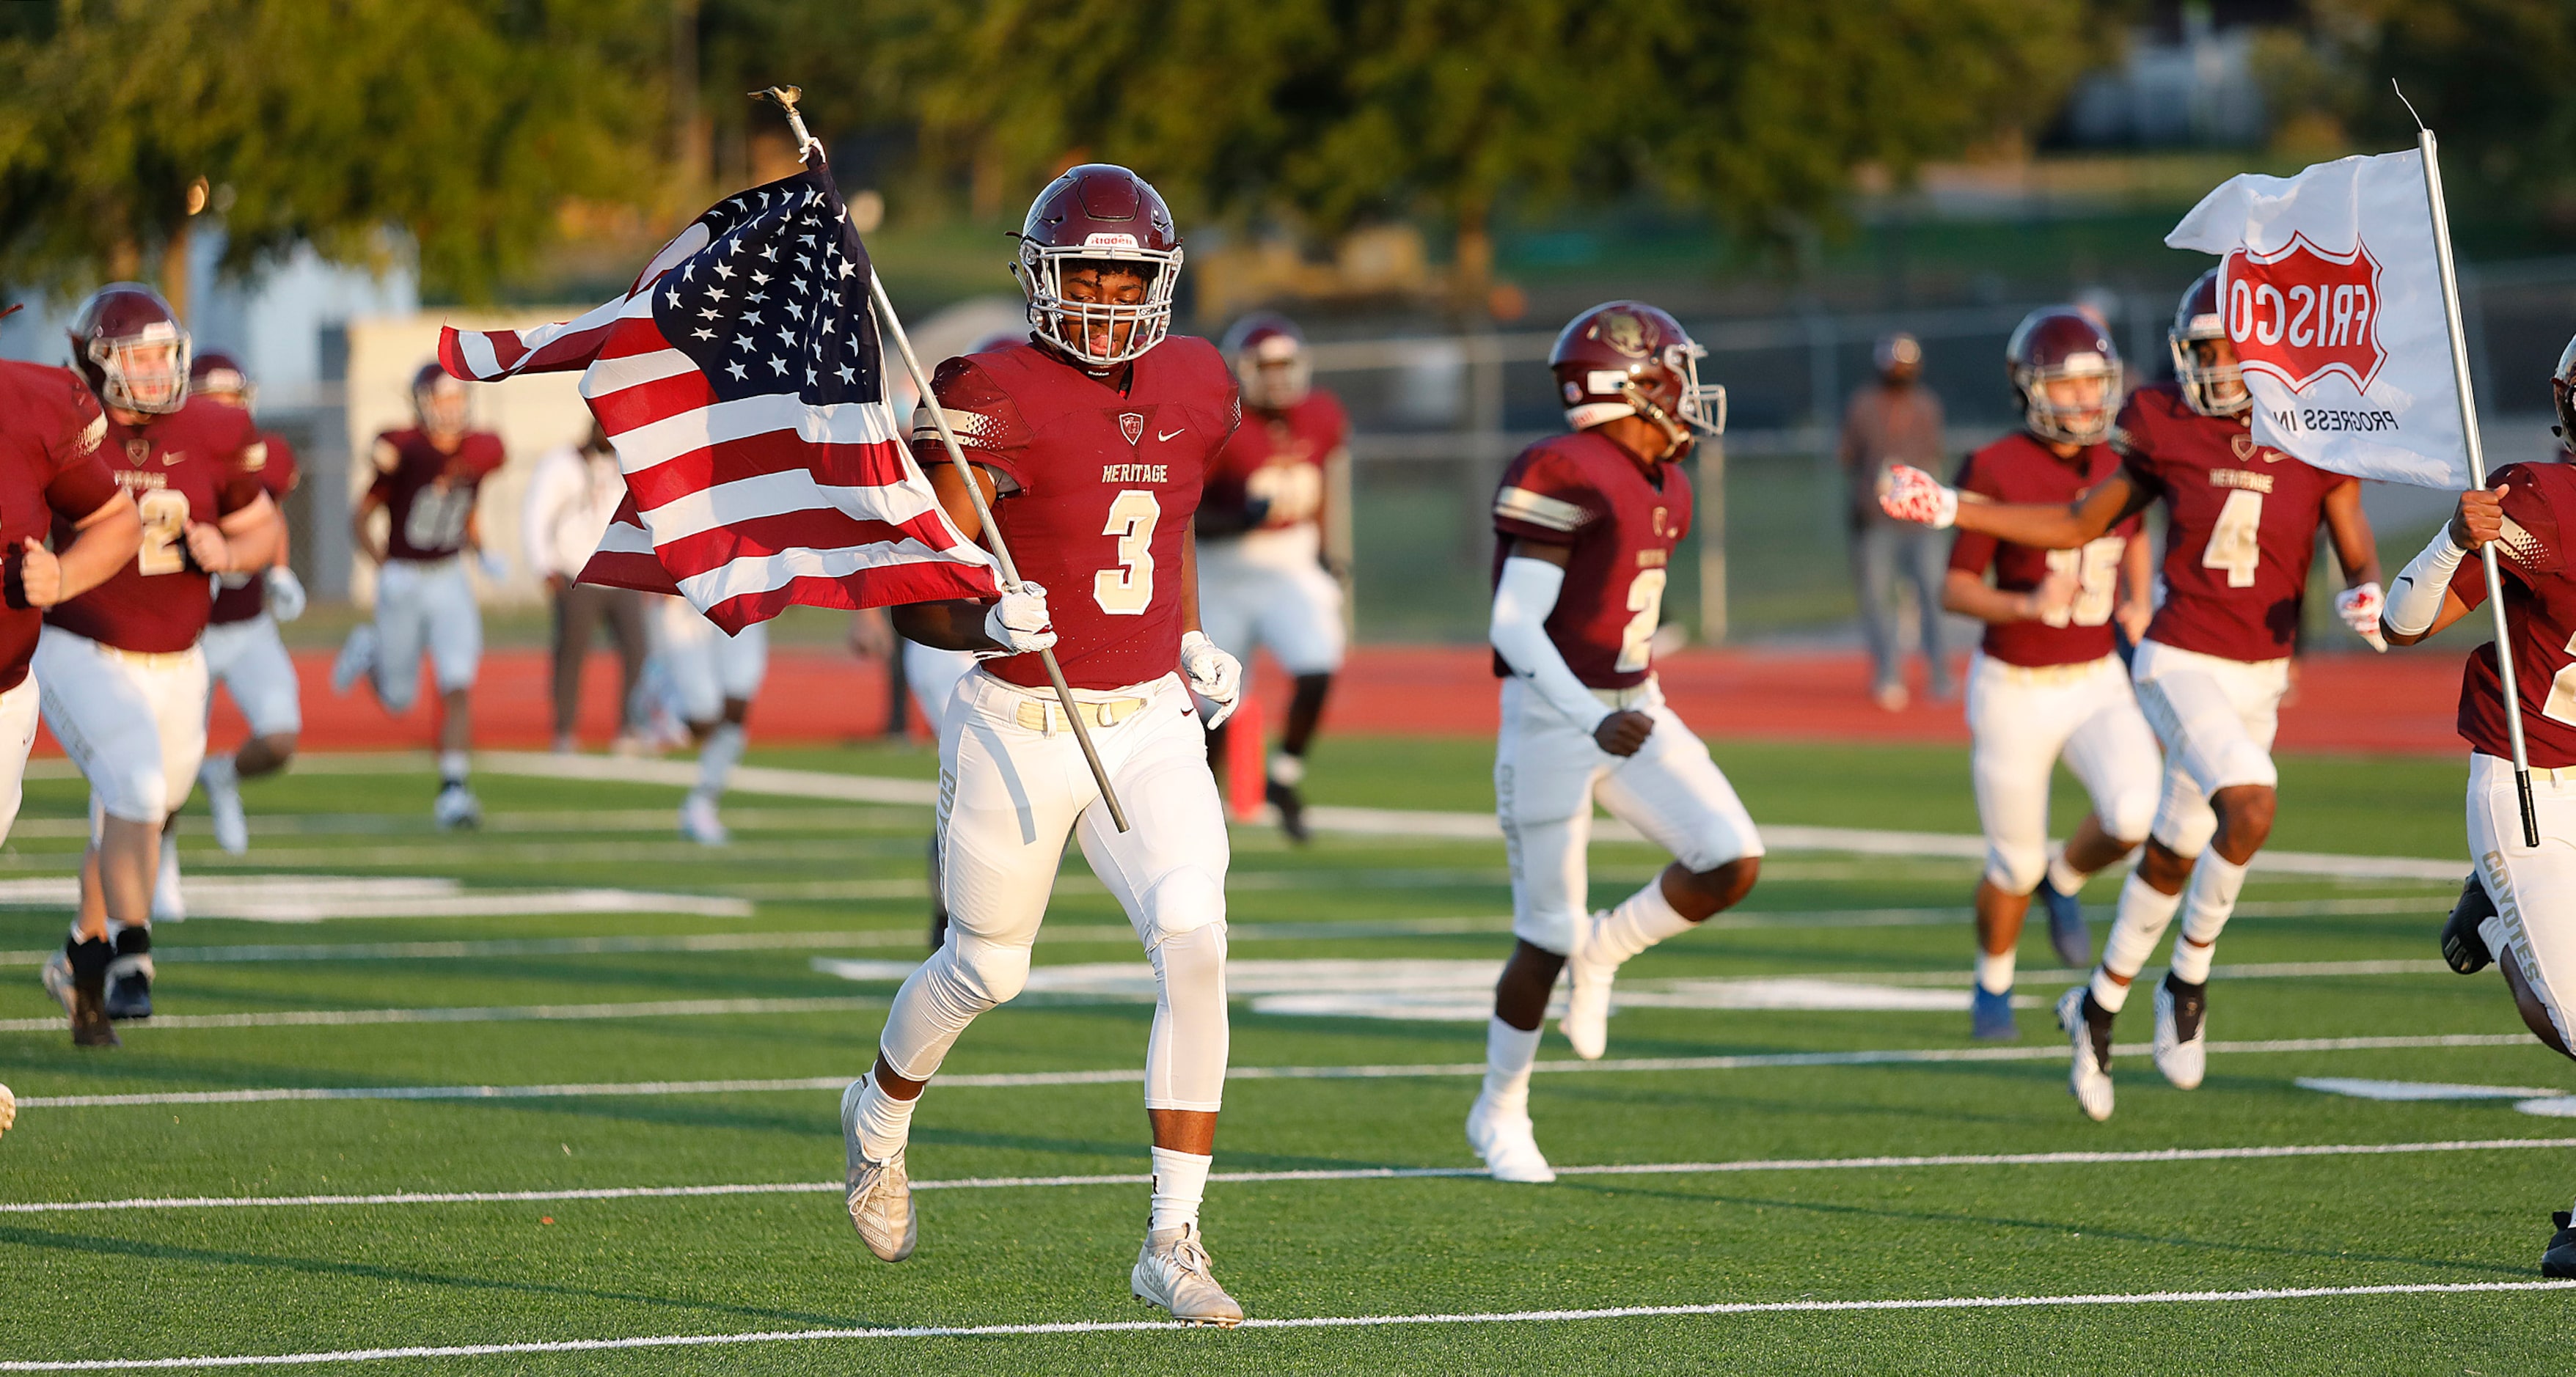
1179,629,1243,728
2027,563,2080,625
264,566,308,623
2335,581,2388,653
976,581,1058,659
1877,464,1958,529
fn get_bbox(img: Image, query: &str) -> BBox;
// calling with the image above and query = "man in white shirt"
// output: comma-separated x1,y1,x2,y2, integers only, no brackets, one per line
522,423,646,752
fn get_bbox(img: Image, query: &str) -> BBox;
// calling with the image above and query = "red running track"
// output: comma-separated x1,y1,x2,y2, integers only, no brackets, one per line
89,644,2471,760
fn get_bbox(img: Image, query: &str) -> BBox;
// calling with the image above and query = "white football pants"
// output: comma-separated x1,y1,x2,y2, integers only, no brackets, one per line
2129,639,2287,859
202,614,304,738
1196,528,1347,677
371,557,482,711
878,669,1230,1112
1496,675,1763,957
1965,652,2162,894
2469,752,2576,1049
35,629,208,831
903,639,978,741
651,596,769,721
0,672,43,843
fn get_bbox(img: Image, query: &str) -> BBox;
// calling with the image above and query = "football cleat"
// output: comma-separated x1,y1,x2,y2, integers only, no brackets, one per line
2040,875,2092,968
1466,1091,1556,1183
2056,986,2115,1122
841,1079,916,1262
2443,873,2497,975
70,983,117,1049
678,791,730,846
2152,973,2207,1090
0,1081,15,1140
1558,915,1619,1061
103,954,153,1022
2545,1211,2576,1279
1970,985,2017,1041
1265,779,1309,845
151,837,185,922
203,757,249,856
40,950,74,1018
330,625,378,697
1133,1223,1244,1327
433,782,481,831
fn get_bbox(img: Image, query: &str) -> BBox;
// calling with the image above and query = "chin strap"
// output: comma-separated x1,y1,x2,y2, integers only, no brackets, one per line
1619,381,1691,460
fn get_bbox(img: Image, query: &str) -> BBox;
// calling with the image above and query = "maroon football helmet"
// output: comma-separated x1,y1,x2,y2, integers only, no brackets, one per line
2007,306,2123,446
411,360,469,439
68,282,191,415
190,350,252,408
2170,267,2247,418
1011,164,1182,368
1549,301,1724,459
2553,332,2576,454
1221,312,1309,411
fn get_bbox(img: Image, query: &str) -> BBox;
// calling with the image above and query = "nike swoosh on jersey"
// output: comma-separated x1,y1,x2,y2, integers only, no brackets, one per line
1157,427,1186,441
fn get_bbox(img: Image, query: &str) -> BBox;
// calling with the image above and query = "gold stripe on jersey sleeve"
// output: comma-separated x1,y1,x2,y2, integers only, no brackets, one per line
1493,485,1587,532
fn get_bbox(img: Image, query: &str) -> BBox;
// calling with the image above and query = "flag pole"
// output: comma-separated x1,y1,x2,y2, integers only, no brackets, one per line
750,87,1130,834
2412,108,2541,845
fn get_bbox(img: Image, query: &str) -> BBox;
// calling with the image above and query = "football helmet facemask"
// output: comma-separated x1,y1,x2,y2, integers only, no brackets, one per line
1011,164,1182,369
2170,267,2249,418
1221,312,1311,411
1549,301,1724,461
2554,332,2576,454
69,283,191,416
2009,306,2123,447
413,361,469,440
190,350,253,409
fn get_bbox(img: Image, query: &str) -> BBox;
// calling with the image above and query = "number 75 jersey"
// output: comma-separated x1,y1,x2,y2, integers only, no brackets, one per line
46,394,268,655
1488,431,1691,689
2113,381,2354,664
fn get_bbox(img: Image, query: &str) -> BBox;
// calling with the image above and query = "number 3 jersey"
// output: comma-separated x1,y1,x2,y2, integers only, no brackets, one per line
1489,430,1693,690
1947,431,2138,667
46,392,268,654
2112,381,2354,664
2448,460,2576,769
370,428,505,562
915,336,1240,693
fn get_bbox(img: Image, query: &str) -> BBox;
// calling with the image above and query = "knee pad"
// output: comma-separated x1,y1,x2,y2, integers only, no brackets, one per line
1139,866,1226,949
944,933,1032,1008
376,678,419,716
2104,786,2160,848
1984,842,2047,897
2211,740,2278,793
1146,924,1230,1112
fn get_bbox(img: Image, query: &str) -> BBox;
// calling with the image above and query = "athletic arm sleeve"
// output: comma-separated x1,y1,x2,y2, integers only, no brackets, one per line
1490,555,1611,733
2385,525,2468,635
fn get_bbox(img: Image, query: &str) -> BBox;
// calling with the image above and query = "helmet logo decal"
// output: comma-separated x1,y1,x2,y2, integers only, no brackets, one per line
1584,370,1628,394
1562,381,1583,403
1083,232,1140,249
1596,311,1651,359
2222,232,2386,394
1119,411,1145,445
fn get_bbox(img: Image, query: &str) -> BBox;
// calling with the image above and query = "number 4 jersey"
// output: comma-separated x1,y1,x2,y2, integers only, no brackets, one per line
371,428,505,563
1947,431,2139,667
47,392,268,654
915,336,1239,693
1489,430,1693,689
2449,459,2576,769
2112,381,2355,664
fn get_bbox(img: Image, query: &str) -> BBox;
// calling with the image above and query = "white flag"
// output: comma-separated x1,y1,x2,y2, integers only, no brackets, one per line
2166,150,2466,489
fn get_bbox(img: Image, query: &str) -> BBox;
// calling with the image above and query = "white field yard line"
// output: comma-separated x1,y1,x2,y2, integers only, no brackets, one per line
0,996,882,1035
12,1135,2576,1216
3,1281,2570,1369
15,1032,2542,1109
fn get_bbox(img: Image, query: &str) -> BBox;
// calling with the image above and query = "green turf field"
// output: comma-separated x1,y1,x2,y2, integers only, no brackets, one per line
0,736,2566,1373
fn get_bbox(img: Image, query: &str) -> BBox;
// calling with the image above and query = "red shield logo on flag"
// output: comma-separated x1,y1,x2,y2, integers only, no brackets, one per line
1119,412,1144,446
2222,232,2386,393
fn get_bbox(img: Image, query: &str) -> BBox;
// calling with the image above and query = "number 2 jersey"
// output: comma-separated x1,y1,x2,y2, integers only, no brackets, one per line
2450,459,2576,769
46,392,267,654
0,362,120,685
1489,430,1693,690
1947,431,2138,667
370,428,505,562
915,336,1240,693
2112,381,2355,664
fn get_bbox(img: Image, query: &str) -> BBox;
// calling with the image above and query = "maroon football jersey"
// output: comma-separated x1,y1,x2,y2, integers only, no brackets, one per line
1489,430,1693,690
0,362,120,688
370,428,504,562
48,394,266,654
209,430,299,625
2448,460,2576,769
2114,382,2354,663
1948,432,2140,668
914,337,1240,692
1203,389,1347,535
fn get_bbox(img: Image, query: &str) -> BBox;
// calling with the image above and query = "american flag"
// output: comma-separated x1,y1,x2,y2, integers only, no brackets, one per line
439,165,998,631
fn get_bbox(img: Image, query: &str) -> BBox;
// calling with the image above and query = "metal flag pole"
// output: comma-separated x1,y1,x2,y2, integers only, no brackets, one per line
753,87,1130,832
2407,92,2541,845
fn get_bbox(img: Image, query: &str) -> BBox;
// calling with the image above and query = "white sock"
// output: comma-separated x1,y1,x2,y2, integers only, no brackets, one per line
2171,853,2247,983
2481,913,2513,961
2046,845,2092,897
199,754,235,792
1591,879,1694,966
437,750,469,785
852,1073,917,1159
698,722,747,798
1481,1016,1541,1117
1975,948,2016,996
1266,751,1304,787
1148,1146,1212,1234
2092,872,2184,1014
